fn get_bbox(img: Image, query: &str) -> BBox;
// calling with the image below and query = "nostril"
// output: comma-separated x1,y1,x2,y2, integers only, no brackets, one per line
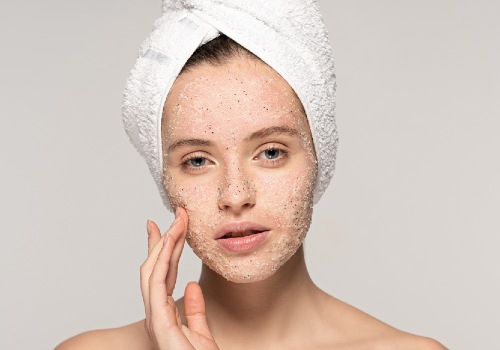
218,190,256,212
217,172,256,212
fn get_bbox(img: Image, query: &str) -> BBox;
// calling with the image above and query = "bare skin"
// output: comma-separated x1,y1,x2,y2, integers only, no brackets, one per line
56,56,446,350
56,218,445,350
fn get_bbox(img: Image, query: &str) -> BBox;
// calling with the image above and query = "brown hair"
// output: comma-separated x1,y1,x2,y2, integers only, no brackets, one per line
179,34,260,74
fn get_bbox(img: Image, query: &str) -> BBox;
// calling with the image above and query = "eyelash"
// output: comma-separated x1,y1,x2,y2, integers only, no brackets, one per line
180,153,214,173
253,145,288,166
180,145,288,173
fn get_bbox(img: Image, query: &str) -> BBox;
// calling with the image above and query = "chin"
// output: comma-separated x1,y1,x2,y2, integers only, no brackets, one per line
193,234,305,284
213,264,280,284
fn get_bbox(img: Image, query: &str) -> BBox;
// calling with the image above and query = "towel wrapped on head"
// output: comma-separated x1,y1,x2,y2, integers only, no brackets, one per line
122,0,338,210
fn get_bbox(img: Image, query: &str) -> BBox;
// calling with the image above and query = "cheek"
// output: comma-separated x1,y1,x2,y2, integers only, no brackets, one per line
165,158,316,243
165,173,223,241
254,165,315,233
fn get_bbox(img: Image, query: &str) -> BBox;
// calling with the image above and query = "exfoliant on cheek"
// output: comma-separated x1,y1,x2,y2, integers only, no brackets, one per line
166,167,315,283
162,58,317,283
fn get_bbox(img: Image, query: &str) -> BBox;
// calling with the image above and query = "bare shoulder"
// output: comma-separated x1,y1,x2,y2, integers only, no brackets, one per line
372,332,447,350
315,291,446,349
55,320,152,350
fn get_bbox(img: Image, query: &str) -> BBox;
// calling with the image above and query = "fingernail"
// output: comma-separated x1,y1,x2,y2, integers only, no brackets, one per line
146,220,151,236
171,214,180,225
171,207,181,226
171,217,180,229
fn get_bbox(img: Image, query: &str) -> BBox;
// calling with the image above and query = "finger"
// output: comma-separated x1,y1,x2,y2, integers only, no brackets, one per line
180,206,189,233
154,296,196,349
147,220,162,254
149,249,195,350
142,220,158,319
142,220,166,291
141,219,167,319
168,207,186,241
165,208,189,295
149,234,179,327
175,301,183,327
184,282,214,340
141,214,183,315
149,214,180,261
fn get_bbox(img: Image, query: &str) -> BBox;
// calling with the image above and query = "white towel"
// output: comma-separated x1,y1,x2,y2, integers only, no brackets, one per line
123,0,338,210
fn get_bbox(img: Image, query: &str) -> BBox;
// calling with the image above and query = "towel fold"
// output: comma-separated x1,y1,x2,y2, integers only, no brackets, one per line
123,0,338,210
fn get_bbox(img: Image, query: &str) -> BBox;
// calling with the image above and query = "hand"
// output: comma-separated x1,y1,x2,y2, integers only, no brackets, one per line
141,207,219,350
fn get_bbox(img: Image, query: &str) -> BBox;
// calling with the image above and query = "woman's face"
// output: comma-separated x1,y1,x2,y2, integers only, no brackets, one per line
162,56,317,283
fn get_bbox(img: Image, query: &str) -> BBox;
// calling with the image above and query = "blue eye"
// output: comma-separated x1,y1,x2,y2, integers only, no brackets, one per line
263,149,281,159
256,147,287,164
188,157,207,167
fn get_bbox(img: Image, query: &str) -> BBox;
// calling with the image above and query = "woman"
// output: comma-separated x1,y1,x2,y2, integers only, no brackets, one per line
57,1,446,349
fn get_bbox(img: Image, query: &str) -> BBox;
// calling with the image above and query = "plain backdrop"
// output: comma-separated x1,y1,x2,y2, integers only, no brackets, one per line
1,1,499,349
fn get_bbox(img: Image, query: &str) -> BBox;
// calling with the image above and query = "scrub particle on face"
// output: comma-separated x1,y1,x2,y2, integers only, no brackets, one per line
162,56,317,283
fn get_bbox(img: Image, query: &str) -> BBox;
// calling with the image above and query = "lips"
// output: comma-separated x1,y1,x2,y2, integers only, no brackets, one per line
215,221,270,240
221,230,261,238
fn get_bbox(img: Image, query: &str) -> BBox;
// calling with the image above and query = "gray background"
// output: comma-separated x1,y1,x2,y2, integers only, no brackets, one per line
1,1,498,349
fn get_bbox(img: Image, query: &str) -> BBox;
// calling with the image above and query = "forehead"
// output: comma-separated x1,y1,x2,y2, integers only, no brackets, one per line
163,57,309,142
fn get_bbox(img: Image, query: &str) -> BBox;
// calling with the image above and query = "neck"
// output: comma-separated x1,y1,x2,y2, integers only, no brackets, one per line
198,245,320,344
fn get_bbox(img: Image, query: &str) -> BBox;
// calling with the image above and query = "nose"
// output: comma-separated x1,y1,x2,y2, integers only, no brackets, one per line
217,165,256,214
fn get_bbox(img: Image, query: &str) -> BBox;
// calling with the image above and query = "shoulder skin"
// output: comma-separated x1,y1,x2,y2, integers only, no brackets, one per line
54,320,152,350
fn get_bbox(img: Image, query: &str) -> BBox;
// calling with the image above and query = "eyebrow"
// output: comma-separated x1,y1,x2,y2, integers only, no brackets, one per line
166,126,299,153
166,139,214,153
244,126,299,142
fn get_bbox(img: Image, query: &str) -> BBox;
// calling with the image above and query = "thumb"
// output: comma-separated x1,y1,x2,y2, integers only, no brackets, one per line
184,282,214,340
